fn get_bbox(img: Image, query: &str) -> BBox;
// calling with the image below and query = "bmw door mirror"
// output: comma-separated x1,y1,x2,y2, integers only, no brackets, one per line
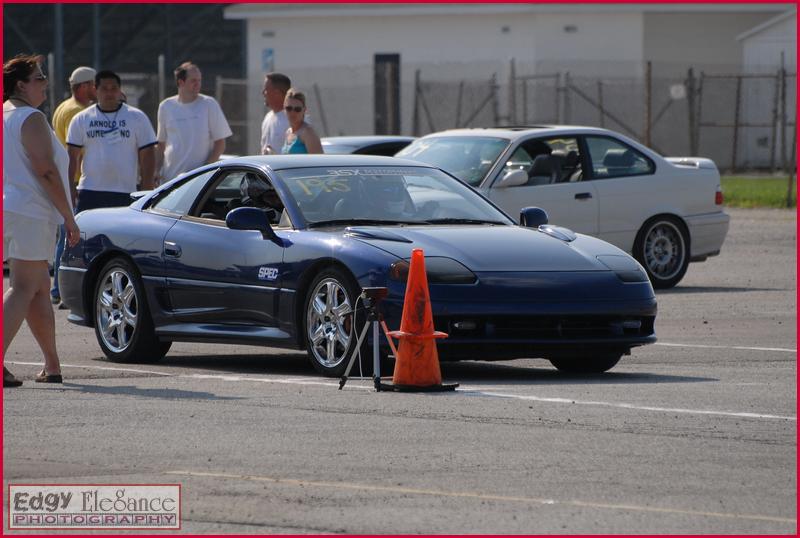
495,169,528,189
520,207,549,228
226,207,280,243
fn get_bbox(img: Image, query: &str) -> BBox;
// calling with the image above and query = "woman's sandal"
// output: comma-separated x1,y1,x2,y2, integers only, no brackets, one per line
3,368,23,388
35,369,63,384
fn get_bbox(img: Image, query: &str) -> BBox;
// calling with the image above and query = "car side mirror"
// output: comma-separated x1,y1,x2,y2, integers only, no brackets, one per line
226,207,281,244
520,207,549,228
495,169,528,189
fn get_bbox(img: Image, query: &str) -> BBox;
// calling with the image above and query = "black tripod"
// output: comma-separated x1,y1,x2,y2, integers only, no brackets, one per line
339,287,388,391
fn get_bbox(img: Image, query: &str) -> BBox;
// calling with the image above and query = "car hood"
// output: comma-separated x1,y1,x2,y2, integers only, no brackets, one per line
345,225,604,272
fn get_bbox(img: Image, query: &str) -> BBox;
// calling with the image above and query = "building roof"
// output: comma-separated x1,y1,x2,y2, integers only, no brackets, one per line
225,3,791,20
736,9,796,41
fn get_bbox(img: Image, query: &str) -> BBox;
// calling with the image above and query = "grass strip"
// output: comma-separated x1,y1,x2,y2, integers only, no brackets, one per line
721,176,796,208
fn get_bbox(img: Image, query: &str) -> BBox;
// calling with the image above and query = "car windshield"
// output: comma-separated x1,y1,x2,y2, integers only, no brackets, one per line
276,166,512,227
396,136,509,186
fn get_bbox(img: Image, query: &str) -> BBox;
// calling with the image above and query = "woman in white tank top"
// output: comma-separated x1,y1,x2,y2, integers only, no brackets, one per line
3,54,80,387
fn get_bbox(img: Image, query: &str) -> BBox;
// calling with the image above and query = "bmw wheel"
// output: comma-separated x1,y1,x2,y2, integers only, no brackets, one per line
633,216,689,289
303,268,361,377
549,353,622,374
93,258,171,363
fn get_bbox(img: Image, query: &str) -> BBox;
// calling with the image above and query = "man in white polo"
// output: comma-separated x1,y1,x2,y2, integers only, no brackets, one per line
156,61,232,182
67,70,157,212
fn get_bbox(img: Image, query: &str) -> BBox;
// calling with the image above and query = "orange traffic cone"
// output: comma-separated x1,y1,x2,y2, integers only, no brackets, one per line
382,249,458,392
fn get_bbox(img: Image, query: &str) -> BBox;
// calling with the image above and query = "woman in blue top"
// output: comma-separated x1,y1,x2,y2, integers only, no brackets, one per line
281,89,323,155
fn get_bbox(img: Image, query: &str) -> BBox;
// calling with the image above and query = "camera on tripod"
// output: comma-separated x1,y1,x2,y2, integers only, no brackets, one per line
360,287,388,317
339,286,389,391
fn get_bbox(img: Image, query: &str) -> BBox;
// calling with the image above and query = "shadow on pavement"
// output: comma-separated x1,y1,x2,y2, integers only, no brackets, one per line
92,352,314,376
60,382,247,401
87,354,716,386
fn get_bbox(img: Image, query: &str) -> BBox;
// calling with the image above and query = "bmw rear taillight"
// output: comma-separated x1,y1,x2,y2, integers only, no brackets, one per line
715,187,723,205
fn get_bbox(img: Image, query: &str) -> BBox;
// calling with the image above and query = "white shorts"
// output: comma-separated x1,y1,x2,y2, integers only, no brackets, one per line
3,212,58,263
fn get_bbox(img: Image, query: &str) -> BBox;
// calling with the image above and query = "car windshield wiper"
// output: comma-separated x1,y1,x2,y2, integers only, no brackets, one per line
307,218,423,228
424,218,506,225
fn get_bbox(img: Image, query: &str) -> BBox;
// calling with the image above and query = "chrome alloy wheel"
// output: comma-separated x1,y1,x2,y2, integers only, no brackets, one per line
643,220,685,281
306,278,354,368
96,267,139,353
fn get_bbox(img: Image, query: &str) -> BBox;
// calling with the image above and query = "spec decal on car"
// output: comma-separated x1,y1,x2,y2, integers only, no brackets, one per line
258,267,279,280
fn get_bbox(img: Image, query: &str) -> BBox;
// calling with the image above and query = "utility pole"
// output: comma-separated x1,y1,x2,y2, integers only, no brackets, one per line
687,68,696,155
644,61,652,147
54,4,64,102
93,5,101,70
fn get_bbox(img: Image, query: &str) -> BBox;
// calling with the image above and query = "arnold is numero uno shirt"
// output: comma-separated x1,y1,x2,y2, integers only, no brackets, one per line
67,103,157,194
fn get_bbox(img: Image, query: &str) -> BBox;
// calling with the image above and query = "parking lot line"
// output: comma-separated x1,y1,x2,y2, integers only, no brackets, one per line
165,470,796,525
465,391,796,421
6,360,173,376
656,342,796,353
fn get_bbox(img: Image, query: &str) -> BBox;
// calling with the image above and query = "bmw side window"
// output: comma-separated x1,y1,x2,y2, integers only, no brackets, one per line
543,137,583,182
585,136,654,179
149,169,217,216
500,138,582,186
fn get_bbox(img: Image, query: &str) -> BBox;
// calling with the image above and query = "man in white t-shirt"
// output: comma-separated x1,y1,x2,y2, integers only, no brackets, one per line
67,70,157,213
156,62,232,182
260,72,291,155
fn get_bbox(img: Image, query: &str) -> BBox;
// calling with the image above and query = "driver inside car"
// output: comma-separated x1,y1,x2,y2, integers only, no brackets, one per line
357,176,415,219
227,173,286,225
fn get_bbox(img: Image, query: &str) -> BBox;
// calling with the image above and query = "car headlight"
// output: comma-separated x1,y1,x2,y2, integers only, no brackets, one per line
596,255,649,283
389,257,477,284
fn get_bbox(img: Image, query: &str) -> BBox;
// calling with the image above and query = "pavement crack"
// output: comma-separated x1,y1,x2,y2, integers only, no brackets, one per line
180,516,346,533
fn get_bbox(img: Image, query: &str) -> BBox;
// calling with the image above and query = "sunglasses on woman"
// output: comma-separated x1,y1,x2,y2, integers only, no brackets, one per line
285,105,304,113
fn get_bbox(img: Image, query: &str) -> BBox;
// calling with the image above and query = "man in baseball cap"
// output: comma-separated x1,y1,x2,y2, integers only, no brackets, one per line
68,66,96,86
54,66,97,145
50,66,97,307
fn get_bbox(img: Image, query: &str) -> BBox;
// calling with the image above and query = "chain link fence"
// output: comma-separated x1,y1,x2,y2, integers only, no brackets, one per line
89,58,795,174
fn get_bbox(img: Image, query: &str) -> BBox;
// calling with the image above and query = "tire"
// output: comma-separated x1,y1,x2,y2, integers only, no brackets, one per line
633,216,690,289
93,258,171,363
303,267,364,377
549,353,622,374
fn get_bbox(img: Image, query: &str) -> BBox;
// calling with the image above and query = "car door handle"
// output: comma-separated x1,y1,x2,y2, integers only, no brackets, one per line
574,192,592,200
164,241,182,258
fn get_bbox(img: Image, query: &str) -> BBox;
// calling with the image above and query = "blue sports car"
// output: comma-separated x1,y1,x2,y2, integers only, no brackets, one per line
59,155,657,376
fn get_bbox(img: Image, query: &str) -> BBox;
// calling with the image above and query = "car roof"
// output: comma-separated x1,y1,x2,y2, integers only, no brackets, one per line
420,125,624,141
321,135,417,146
219,154,432,170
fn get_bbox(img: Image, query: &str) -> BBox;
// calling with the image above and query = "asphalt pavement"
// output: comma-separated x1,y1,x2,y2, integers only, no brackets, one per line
2,207,796,533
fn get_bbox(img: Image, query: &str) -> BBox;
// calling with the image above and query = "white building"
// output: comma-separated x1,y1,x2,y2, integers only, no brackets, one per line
737,9,797,168
225,3,793,163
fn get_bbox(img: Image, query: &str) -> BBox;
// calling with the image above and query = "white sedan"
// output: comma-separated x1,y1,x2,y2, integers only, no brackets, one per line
397,126,730,288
